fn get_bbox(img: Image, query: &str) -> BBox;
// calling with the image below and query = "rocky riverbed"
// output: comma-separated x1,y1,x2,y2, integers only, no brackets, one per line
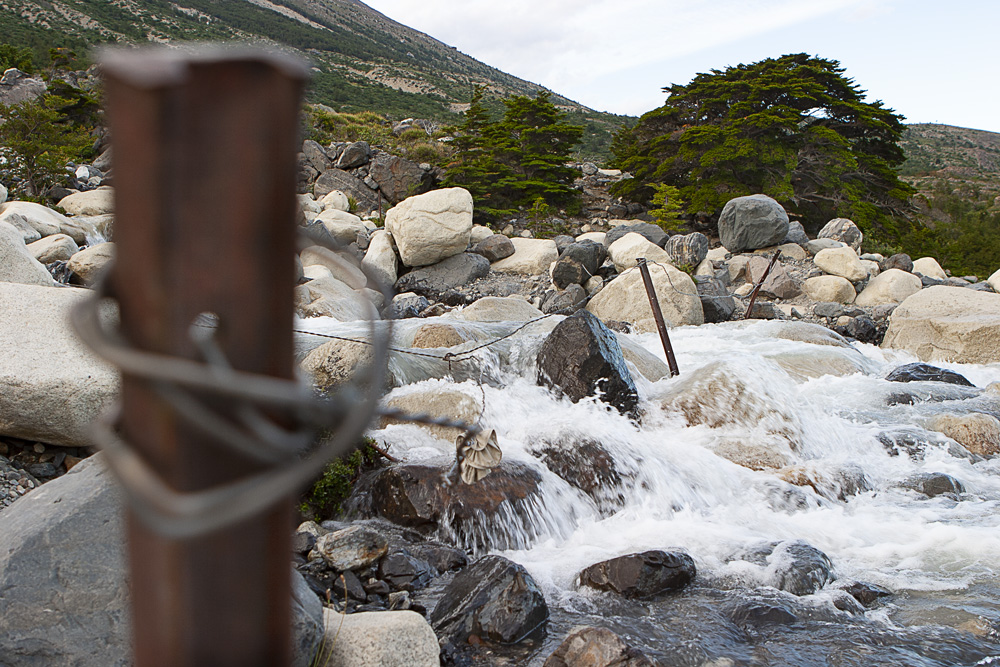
3,141,1000,666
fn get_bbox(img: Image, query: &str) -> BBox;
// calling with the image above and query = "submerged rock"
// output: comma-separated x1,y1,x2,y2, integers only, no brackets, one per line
901,472,965,498
431,555,548,644
537,310,638,417
534,438,625,512
577,550,696,599
544,626,654,667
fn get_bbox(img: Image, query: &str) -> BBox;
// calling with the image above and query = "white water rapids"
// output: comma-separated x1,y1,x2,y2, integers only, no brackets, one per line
298,314,1000,665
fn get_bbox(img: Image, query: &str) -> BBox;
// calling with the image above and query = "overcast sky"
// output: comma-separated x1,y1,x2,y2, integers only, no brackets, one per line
361,0,999,133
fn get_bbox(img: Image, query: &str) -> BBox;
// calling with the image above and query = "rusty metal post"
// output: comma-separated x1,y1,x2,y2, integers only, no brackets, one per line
635,258,680,377
101,48,308,666
744,250,782,319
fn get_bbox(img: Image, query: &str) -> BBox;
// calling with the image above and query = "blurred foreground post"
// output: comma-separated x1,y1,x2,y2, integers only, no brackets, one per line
101,49,307,666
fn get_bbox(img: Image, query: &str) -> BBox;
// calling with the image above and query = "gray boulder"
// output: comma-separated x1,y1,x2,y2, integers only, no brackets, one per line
718,194,789,253
664,232,709,267
472,234,515,263
879,253,913,273
301,139,332,173
0,456,323,667
817,218,863,250
0,68,46,106
336,140,372,169
605,222,667,248
783,220,809,245
313,168,380,213
561,240,606,275
0,221,56,286
695,276,737,323
394,252,489,301
431,555,548,644
578,550,696,599
369,153,431,204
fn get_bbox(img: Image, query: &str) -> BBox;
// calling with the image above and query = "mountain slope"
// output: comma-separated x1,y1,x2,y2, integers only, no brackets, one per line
0,0,628,158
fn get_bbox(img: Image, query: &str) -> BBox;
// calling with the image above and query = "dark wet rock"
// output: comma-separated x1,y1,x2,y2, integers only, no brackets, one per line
842,581,893,607
562,240,606,275
541,284,587,315
394,253,490,300
331,569,368,601
879,253,913,273
345,462,543,551
605,222,667,248
695,276,737,323
377,550,433,591
537,310,639,417
886,362,975,387
920,274,945,287
783,220,809,245
578,550,696,599
534,439,625,512
369,152,432,204
770,540,835,595
543,626,654,667
431,555,548,644
731,599,798,626
877,430,980,462
664,232,709,267
390,292,430,318
552,235,576,253
409,543,468,574
363,579,391,596
844,315,879,344
316,525,390,572
292,530,317,554
832,590,866,614
901,472,965,498
718,194,789,253
472,234,515,262
551,255,589,289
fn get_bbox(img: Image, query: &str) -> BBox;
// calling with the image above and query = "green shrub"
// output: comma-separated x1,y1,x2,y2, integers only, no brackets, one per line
298,438,384,521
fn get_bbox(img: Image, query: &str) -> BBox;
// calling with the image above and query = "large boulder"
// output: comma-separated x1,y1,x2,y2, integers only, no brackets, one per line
882,286,1000,363
987,267,1000,293
300,245,367,289
587,264,704,332
577,550,696,599
336,140,372,169
0,221,56,286
456,296,543,322
431,555,548,644
746,256,800,299
813,246,867,282
0,201,99,244
817,218,862,250
27,233,79,264
0,68,46,106
317,609,439,667
604,222,667,248
491,237,559,275
607,232,673,272
300,339,373,393
926,413,1000,457
379,386,482,442
718,194,789,253
885,362,974,386
802,276,856,304
314,208,367,246
385,188,473,267
472,234,515,262
368,153,431,204
695,276,737,323
393,252,489,300
664,232,709,267
854,268,922,306
295,276,375,322
0,456,323,667
57,188,115,217
536,310,638,416
361,230,399,288
911,256,948,280
0,283,118,447
313,168,380,213
67,242,115,284
880,253,914,273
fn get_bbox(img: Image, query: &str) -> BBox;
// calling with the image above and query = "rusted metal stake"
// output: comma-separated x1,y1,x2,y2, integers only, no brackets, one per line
101,48,308,666
636,258,680,377
744,250,782,319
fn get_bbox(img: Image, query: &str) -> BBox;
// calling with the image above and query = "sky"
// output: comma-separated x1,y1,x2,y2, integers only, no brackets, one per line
361,0,1000,133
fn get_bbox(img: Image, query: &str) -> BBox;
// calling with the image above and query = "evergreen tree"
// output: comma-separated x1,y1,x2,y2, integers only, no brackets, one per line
611,53,916,240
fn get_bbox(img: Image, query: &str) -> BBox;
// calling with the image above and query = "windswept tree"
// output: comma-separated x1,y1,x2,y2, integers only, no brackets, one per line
444,89,583,221
611,53,915,239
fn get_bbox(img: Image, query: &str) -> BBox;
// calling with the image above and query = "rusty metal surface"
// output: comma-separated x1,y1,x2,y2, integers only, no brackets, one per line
636,258,680,377
101,48,307,666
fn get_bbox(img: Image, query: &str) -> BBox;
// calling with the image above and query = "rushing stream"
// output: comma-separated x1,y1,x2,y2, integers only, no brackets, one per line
300,314,1000,666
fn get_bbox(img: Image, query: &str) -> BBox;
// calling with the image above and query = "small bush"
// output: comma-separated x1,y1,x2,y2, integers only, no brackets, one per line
298,438,384,521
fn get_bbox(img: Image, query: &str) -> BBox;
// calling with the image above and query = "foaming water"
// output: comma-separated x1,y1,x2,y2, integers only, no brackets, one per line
337,315,1000,664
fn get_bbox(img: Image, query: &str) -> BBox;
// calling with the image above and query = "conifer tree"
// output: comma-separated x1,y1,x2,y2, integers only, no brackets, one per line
611,53,915,240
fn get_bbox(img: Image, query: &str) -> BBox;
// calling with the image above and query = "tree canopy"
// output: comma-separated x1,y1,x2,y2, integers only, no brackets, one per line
611,53,916,239
444,88,583,222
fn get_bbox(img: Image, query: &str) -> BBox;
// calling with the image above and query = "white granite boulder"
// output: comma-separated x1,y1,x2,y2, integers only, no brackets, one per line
911,256,948,280
988,267,1000,293
315,208,367,246
490,237,559,275
588,264,704,332
28,233,79,263
316,609,439,667
295,276,377,322
0,221,56,286
607,232,673,272
813,246,867,282
0,201,99,244
68,242,115,285
882,286,1000,363
0,283,119,446
854,268,922,306
299,245,367,289
57,187,115,217
802,276,856,304
454,296,544,323
361,230,399,288
385,187,473,267
320,189,350,212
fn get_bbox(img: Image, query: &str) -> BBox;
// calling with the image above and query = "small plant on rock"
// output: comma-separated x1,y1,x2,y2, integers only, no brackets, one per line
298,438,383,520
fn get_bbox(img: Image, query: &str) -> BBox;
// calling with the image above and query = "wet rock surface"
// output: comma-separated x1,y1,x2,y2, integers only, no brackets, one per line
886,362,975,386
578,550,696,599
